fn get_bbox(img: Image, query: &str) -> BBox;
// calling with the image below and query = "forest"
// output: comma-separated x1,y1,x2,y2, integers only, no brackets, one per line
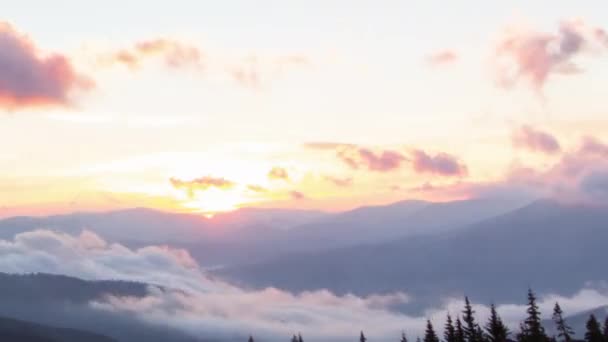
247,290,608,342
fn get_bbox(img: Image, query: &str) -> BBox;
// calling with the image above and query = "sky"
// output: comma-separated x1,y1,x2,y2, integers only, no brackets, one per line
1,0,608,217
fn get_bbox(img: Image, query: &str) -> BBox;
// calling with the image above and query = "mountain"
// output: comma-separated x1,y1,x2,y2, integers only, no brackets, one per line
0,207,327,266
0,198,529,267
215,199,608,312
0,207,327,244
543,305,608,338
0,316,116,342
0,273,199,342
278,197,530,252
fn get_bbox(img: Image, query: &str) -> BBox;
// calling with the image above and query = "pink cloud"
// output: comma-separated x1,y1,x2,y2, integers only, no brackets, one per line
358,148,406,172
0,22,93,110
289,191,306,200
493,19,608,91
426,50,458,66
512,125,561,154
334,146,406,172
411,150,468,177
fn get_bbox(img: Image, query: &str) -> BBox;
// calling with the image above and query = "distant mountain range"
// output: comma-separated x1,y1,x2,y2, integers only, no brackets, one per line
3,196,606,313
0,197,530,267
215,199,608,311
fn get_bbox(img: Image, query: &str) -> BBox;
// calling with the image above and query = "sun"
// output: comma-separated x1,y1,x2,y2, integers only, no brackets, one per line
181,188,246,216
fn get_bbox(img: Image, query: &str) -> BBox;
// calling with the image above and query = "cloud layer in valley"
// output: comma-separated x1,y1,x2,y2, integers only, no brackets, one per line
0,229,606,341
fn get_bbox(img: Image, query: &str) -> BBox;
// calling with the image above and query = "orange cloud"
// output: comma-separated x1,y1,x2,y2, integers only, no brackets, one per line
512,125,561,154
170,176,235,197
323,176,353,187
0,22,93,110
100,38,203,70
268,167,289,181
247,184,268,193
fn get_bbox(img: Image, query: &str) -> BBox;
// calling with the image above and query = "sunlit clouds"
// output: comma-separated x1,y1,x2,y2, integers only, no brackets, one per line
0,21,93,110
1,4,608,216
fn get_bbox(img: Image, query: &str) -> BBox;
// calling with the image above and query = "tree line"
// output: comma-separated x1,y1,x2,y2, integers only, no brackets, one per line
247,289,608,342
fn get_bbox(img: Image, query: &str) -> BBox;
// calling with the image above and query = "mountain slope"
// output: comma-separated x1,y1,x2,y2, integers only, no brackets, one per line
215,200,608,310
0,316,116,342
0,273,198,342
280,197,530,252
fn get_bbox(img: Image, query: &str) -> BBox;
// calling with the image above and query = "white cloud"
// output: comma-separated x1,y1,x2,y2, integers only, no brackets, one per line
0,229,606,341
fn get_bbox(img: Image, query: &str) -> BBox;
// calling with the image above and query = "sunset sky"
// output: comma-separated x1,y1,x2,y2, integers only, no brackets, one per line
2,0,608,217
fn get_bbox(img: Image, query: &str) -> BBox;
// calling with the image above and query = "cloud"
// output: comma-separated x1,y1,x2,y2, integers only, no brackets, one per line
268,167,289,181
228,54,311,88
0,229,419,341
512,125,561,154
426,50,458,66
289,191,306,200
493,19,608,91
579,169,608,201
99,38,203,70
580,136,608,157
306,143,468,176
323,176,353,187
1,229,608,341
247,184,268,193
333,146,406,172
410,150,468,177
416,136,608,203
170,176,235,197
0,22,93,110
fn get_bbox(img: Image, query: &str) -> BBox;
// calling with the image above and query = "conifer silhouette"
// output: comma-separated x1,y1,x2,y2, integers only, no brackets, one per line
424,320,440,342
462,297,483,342
445,314,457,342
552,302,574,342
485,304,509,342
584,314,603,342
517,289,550,342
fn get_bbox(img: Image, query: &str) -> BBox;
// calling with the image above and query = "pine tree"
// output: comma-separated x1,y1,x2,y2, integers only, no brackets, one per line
462,297,483,342
248,336,254,342
360,331,367,342
298,333,304,342
424,320,440,342
456,317,466,342
445,314,457,342
401,332,408,342
485,304,509,342
552,302,574,342
603,316,608,341
518,289,550,342
584,314,603,342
